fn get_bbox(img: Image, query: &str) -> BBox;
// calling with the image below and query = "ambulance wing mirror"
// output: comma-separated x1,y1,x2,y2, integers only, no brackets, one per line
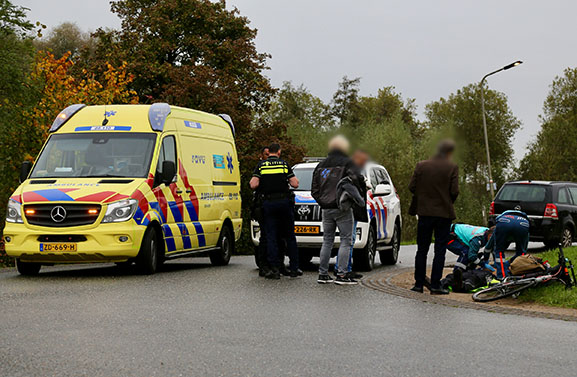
160,161,176,186
19,161,32,183
374,183,392,196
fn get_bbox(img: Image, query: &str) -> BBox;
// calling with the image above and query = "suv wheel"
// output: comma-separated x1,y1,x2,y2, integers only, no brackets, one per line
380,222,400,265
562,226,574,248
353,225,376,272
210,225,233,266
16,259,41,276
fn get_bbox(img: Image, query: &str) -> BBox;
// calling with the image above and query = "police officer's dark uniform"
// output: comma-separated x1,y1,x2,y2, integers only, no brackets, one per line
253,156,299,278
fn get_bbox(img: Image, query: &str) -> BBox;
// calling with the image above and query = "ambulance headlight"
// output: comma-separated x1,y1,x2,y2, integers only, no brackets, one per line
6,199,23,223
103,199,138,223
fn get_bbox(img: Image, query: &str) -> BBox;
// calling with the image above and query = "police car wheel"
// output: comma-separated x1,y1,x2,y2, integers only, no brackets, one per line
135,228,160,275
380,223,400,265
16,259,41,276
210,225,233,266
353,225,376,272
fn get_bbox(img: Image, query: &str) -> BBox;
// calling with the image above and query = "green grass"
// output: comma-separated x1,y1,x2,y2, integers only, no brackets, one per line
516,246,577,309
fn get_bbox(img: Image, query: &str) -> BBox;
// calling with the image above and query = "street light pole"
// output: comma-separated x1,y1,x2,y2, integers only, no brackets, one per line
480,60,522,199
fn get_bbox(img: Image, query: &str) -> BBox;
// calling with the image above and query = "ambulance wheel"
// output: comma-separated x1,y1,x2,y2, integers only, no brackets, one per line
210,225,233,266
380,222,400,265
16,259,41,276
135,227,161,275
354,225,376,271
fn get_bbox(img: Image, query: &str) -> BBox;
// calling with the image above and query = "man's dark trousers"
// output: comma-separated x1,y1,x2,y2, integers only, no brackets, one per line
415,216,452,289
262,198,299,271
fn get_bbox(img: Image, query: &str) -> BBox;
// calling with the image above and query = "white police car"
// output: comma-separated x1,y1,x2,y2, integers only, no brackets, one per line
251,159,402,271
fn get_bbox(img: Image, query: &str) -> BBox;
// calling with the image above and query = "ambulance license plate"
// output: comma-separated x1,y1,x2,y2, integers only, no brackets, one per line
294,226,320,234
40,243,78,252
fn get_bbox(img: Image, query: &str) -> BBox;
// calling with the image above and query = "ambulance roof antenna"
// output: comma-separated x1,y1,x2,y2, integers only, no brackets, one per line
102,104,109,126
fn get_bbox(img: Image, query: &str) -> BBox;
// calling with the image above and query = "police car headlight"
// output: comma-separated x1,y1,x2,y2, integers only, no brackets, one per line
6,199,23,223
102,199,138,223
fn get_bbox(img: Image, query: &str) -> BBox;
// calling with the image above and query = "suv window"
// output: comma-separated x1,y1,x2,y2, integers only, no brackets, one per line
568,187,577,204
497,184,548,202
155,135,176,186
558,187,572,204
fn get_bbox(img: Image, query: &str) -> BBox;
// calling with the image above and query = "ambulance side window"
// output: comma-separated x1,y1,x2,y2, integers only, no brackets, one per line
155,136,177,187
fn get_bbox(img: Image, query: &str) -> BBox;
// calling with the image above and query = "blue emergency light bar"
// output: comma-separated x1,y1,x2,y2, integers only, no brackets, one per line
148,103,171,131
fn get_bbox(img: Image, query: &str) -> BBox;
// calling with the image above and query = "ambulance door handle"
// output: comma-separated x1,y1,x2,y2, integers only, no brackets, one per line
176,189,183,194
185,189,192,193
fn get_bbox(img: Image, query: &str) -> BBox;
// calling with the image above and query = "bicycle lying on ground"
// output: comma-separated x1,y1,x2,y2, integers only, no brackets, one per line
472,246,576,303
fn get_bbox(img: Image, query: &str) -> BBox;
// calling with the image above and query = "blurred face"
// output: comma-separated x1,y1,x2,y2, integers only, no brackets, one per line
261,148,269,159
352,150,369,168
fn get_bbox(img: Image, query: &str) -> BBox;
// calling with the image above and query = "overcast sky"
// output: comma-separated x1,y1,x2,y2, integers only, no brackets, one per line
16,0,577,161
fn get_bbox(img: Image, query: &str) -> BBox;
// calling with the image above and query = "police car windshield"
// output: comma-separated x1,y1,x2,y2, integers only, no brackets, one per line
30,133,157,178
293,168,314,191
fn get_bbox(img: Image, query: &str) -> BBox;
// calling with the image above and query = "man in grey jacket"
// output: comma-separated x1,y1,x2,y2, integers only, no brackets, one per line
311,135,362,285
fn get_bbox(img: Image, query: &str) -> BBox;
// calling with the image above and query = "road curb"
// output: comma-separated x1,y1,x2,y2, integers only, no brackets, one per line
362,267,577,322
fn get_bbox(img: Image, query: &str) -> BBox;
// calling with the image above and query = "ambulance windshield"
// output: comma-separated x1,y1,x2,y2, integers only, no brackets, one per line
30,133,157,179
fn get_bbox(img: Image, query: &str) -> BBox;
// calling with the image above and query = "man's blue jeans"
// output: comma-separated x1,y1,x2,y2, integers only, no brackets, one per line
335,220,356,273
319,208,354,276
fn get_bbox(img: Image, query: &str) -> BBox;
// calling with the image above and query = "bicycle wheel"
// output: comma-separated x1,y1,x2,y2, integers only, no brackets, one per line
472,279,537,302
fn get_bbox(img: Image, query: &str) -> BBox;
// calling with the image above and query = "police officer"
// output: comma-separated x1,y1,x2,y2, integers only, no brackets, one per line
250,143,300,279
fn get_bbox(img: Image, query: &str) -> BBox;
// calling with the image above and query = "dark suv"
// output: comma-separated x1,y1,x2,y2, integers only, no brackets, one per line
489,181,577,248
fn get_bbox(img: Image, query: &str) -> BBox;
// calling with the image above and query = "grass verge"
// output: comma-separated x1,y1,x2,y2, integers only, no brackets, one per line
517,246,577,309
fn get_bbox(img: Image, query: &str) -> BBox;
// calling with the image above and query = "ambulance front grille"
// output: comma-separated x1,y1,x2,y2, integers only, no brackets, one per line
24,204,101,227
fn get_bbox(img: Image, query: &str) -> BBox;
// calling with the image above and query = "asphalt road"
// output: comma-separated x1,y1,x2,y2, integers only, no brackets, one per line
1,243,576,377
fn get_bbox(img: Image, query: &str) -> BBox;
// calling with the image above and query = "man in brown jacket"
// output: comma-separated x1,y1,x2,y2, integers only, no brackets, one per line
408,140,459,294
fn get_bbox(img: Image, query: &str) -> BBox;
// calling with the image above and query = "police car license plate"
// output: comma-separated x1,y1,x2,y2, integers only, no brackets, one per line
40,243,78,252
294,226,320,234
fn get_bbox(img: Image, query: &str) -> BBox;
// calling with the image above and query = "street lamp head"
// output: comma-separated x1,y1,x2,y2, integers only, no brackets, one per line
503,60,523,70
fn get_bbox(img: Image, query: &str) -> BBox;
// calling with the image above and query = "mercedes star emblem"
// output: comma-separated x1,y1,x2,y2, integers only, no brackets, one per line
50,206,67,223
514,205,522,211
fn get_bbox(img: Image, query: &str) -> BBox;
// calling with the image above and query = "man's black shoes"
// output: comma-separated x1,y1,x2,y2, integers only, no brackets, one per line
334,275,358,285
265,269,281,280
410,285,424,293
289,269,303,278
279,266,291,276
430,287,450,295
317,274,334,284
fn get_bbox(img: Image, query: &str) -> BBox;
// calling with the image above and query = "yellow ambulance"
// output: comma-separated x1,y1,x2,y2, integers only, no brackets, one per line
4,103,242,275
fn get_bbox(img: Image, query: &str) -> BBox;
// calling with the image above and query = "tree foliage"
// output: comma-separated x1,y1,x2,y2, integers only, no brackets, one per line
259,82,334,156
34,22,92,59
